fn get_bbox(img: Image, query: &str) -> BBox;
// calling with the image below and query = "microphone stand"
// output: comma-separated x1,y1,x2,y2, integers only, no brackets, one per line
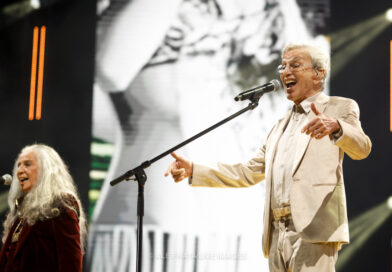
110,96,262,272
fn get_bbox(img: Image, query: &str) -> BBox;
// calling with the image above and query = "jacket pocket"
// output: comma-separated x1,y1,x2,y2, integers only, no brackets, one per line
312,183,337,187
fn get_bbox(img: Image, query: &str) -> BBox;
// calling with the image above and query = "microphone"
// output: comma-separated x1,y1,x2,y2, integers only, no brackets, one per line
1,174,12,186
234,79,281,101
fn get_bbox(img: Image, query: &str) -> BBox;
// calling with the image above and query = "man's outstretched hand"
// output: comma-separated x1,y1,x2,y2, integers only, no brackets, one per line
301,103,341,139
164,152,193,182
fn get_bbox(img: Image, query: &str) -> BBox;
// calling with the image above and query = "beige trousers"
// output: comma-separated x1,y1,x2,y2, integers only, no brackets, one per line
268,218,338,272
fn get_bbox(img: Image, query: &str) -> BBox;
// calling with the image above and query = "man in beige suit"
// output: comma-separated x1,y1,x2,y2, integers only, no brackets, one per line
165,44,371,271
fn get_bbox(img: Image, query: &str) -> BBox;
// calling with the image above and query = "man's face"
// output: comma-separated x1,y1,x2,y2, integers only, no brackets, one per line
17,149,39,193
279,48,320,105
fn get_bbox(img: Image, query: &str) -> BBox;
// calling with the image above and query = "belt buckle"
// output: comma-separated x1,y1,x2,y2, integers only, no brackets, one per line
273,206,291,221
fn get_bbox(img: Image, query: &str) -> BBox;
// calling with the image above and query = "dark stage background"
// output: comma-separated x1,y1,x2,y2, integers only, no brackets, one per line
330,0,392,271
0,0,95,247
0,0,391,271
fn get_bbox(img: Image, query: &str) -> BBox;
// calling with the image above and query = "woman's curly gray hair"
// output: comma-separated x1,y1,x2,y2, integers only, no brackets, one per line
2,144,87,253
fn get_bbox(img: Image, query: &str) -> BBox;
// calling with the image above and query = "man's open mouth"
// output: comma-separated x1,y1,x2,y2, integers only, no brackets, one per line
285,80,297,89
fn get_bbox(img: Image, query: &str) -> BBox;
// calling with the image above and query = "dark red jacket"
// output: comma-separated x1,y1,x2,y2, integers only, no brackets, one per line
0,206,82,272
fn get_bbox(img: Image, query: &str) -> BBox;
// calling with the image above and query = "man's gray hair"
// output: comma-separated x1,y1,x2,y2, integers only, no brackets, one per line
282,43,330,85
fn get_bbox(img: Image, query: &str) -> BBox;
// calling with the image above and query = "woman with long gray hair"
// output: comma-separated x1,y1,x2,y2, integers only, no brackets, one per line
0,144,87,271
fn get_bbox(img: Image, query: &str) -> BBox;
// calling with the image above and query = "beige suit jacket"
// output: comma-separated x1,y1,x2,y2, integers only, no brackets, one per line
191,92,372,258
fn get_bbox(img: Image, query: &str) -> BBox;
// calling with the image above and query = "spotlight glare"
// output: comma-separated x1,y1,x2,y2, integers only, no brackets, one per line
386,9,392,22
387,196,392,209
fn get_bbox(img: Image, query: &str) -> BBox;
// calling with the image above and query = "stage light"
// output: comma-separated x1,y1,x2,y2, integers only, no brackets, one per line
387,196,392,209
386,9,392,22
30,0,40,9
331,12,390,78
336,199,392,270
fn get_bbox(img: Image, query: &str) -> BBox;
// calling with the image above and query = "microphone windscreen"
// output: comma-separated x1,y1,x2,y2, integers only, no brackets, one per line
2,174,12,186
270,79,281,92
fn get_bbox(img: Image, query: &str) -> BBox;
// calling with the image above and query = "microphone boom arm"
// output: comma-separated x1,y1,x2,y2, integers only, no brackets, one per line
109,99,260,186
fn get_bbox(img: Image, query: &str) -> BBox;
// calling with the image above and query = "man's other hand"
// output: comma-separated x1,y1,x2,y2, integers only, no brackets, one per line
164,152,193,182
301,103,341,139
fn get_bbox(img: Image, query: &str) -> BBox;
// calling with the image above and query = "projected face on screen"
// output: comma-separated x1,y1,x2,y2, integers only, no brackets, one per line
88,0,330,271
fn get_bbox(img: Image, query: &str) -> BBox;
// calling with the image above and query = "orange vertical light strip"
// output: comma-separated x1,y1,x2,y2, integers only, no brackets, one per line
35,26,46,120
29,26,39,120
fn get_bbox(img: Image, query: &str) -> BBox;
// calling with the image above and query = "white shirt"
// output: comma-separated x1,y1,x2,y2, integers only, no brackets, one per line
270,92,322,209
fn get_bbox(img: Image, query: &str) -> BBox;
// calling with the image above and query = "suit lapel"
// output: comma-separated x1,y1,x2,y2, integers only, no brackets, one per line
291,93,329,176
264,115,291,207
265,110,292,167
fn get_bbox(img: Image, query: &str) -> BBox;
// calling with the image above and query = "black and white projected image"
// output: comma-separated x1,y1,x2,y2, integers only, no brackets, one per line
88,0,330,271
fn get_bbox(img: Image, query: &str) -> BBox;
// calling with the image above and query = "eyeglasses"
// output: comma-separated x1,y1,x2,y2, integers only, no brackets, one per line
277,63,314,74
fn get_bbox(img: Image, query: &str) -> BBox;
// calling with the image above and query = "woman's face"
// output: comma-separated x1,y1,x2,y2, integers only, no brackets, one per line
17,149,39,193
